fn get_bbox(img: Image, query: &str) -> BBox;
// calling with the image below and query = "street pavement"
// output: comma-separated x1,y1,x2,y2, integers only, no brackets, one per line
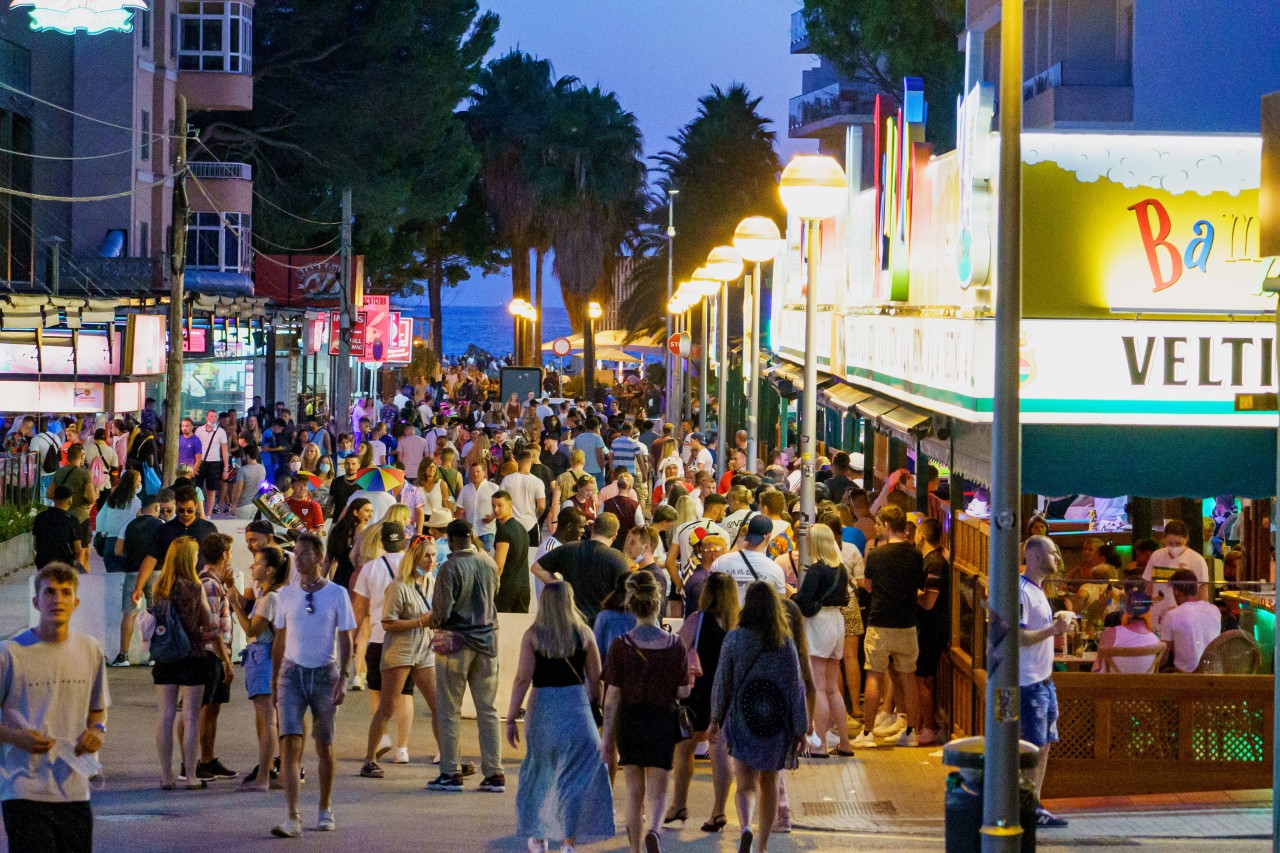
0,564,1270,851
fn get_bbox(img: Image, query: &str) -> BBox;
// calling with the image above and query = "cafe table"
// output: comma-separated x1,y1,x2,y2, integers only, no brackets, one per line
1053,651,1097,672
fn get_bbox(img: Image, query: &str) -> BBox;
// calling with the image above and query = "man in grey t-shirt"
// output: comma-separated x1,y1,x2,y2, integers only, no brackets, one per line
232,445,267,520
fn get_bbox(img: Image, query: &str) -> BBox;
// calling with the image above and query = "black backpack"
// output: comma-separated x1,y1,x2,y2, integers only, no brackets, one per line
40,434,60,474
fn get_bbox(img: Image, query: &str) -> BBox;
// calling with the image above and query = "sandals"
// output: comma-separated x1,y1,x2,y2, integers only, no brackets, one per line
643,830,661,853
701,814,727,833
834,747,856,756
663,808,689,825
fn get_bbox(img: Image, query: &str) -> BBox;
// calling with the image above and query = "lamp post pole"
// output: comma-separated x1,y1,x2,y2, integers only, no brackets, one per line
698,299,709,437
798,218,818,567
746,262,762,474
666,190,678,427
983,0,1025,849
717,278,729,480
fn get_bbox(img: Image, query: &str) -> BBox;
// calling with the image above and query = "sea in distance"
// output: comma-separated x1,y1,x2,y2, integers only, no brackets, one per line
439,303,573,358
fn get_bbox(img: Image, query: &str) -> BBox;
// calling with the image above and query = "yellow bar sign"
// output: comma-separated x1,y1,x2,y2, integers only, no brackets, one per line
1234,392,1278,411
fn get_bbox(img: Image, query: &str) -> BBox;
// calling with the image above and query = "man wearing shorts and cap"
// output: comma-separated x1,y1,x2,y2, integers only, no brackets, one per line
270,532,355,838
708,514,786,603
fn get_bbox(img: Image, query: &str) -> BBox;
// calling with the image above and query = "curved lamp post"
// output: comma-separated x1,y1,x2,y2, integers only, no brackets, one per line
585,300,603,403
734,216,783,476
779,154,847,567
705,245,743,480
689,267,720,437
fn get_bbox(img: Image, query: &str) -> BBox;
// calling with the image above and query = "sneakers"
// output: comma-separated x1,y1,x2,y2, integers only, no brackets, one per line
1036,807,1069,828
773,802,792,833
391,747,410,764
917,728,939,746
527,839,548,853
873,711,896,730
178,762,215,781
359,761,385,778
873,713,906,737
271,817,303,839
349,674,366,691
427,773,464,792
201,757,238,779
375,734,393,759
107,653,130,667
851,730,879,749
316,809,336,831
478,774,506,793
896,728,919,748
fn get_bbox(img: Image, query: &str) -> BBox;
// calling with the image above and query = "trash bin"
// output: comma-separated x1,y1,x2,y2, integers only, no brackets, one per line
941,736,1040,852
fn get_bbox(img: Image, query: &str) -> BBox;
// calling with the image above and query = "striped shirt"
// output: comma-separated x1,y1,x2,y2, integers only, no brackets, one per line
609,435,646,474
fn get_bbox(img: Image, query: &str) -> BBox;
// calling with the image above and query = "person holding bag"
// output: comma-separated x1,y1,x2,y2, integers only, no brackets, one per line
507,581,614,853
791,524,854,757
709,582,807,853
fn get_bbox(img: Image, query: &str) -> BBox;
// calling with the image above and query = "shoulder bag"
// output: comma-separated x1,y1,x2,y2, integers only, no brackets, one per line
625,633,695,740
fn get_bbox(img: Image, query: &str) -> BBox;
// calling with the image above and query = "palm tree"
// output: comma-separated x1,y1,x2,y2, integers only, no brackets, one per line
621,84,784,340
465,51,574,362
536,84,646,402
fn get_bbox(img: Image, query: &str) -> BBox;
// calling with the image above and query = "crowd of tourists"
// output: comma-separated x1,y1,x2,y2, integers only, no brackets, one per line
0,368,966,853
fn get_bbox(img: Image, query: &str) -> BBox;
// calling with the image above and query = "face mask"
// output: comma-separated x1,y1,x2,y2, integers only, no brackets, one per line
414,563,430,577
289,462,301,473
1167,545,1185,558
319,462,331,473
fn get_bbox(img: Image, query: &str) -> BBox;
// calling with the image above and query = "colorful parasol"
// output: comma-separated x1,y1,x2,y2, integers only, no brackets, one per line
354,467,405,491
293,471,324,489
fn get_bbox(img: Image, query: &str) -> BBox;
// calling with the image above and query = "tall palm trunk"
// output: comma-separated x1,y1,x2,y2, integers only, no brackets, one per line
428,257,445,355
511,243,531,361
583,298,597,404
534,248,544,366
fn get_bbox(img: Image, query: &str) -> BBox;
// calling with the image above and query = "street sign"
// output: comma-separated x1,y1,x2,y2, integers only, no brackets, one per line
551,337,572,357
668,332,692,358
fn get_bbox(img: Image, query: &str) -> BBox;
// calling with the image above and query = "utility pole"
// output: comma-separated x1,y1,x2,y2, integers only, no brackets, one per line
665,189,678,426
982,0,1024,849
334,188,354,420
162,94,189,484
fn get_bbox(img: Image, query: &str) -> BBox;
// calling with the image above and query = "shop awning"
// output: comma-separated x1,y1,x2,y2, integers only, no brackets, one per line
819,382,872,413
766,361,835,398
882,405,932,444
951,421,992,488
1023,425,1276,499
855,396,899,422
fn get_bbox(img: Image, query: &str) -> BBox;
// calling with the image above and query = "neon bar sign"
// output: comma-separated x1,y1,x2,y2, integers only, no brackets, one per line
10,0,147,35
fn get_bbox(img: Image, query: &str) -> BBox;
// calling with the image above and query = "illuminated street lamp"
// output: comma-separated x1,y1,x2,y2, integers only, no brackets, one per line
735,216,783,475
509,298,531,365
779,154,847,566
689,267,721,435
585,300,603,403
705,245,743,478
11,0,146,34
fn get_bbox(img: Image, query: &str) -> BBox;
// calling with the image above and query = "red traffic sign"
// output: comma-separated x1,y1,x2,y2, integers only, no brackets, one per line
551,337,572,357
668,332,691,358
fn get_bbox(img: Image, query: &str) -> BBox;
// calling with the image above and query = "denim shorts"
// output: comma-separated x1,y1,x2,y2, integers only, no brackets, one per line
1019,678,1059,747
276,659,341,743
242,642,273,699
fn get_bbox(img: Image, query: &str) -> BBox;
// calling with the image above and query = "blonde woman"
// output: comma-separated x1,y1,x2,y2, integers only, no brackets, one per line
509,582,614,853
348,505,411,690
793,524,854,757
465,433,492,476
150,537,226,790
228,544,290,791
360,535,442,778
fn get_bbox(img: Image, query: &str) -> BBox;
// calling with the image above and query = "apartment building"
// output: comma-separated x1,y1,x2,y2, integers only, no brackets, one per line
0,0,254,295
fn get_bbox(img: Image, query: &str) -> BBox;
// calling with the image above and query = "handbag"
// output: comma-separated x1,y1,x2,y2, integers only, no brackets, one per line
566,637,605,727
92,531,107,557
142,464,162,495
793,564,845,619
624,633,694,742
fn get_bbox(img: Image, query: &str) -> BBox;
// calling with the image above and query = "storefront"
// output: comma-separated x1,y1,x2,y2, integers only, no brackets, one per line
768,80,1278,795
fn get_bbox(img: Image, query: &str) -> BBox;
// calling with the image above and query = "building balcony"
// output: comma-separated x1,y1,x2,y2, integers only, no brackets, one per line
6,256,163,296
177,70,253,111
789,83,877,139
791,10,810,53
188,162,253,217
1022,63,1134,127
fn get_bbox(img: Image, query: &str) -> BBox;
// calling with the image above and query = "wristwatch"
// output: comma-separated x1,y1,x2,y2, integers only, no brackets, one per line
92,722,106,734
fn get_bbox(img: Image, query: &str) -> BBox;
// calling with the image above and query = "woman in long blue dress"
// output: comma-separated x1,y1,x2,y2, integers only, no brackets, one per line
507,581,614,853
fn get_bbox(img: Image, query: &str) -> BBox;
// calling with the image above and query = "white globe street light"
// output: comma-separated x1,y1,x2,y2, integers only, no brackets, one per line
734,216,783,475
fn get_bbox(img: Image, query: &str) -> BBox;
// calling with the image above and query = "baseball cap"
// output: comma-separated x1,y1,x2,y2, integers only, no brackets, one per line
381,521,407,552
744,514,774,545
690,432,706,444
246,520,274,536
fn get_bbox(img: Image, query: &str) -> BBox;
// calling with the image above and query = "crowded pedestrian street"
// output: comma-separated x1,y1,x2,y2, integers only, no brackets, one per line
1,1,1280,852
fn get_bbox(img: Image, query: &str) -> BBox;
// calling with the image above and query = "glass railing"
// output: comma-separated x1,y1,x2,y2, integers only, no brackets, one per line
789,84,875,131
790,10,808,49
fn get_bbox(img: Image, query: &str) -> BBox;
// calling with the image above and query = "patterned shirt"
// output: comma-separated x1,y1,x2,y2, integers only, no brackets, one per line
199,569,231,647
609,435,646,475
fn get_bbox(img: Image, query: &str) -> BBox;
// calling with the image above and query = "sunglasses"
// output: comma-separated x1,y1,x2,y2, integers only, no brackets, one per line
305,591,315,614
412,534,433,547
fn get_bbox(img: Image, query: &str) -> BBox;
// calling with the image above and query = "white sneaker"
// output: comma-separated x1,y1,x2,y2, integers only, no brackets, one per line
851,731,878,749
317,809,335,831
896,729,919,747
392,747,410,764
376,734,392,759
527,840,547,853
873,713,906,737
873,711,895,730
271,817,303,838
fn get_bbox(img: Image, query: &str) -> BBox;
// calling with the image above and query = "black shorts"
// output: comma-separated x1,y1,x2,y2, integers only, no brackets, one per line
198,460,225,493
365,643,415,695
202,655,230,706
2,799,92,853
915,629,947,677
75,517,92,549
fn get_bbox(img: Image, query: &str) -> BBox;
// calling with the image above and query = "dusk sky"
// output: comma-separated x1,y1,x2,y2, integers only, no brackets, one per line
448,0,816,307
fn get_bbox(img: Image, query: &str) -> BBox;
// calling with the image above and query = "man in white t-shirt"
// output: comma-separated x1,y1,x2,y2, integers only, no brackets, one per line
395,425,430,480
720,486,755,547
1157,569,1222,672
196,410,229,518
1018,535,1075,829
535,399,554,420
669,493,728,579
270,532,355,838
458,462,500,552
688,432,714,475
709,515,786,603
352,522,414,767
500,450,547,547
1143,520,1209,625
350,487,397,524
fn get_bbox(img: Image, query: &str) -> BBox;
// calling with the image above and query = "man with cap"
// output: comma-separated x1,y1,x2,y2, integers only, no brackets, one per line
284,476,325,532
708,514,787,604
688,432,714,475
352,521,418,768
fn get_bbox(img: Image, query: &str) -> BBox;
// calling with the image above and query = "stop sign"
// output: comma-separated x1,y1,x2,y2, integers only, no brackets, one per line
668,332,691,358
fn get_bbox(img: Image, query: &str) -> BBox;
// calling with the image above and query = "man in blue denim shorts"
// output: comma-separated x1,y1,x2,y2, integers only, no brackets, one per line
271,532,355,838
1019,535,1075,829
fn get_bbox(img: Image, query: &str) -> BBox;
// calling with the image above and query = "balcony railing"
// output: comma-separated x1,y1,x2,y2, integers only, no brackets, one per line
789,83,877,132
790,10,809,51
1023,62,1062,101
189,161,252,180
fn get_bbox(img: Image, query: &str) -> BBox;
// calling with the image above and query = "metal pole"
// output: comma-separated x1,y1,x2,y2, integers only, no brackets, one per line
717,278,729,481
684,308,693,423
334,189,354,422
666,191,677,427
747,262,762,474
162,94,189,484
982,0,1024,849
798,219,818,567
1270,280,1280,851
698,300,708,437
